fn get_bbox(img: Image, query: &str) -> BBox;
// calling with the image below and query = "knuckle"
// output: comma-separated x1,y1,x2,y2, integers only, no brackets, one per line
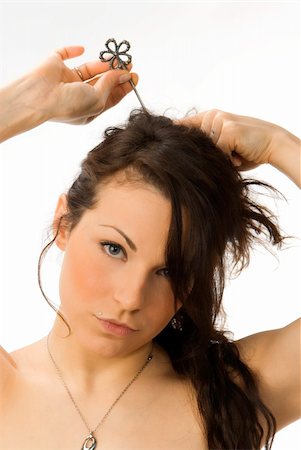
214,109,227,121
56,47,68,60
206,108,222,121
223,119,236,133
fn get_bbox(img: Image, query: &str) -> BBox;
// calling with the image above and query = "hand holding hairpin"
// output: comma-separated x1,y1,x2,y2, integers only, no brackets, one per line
99,38,147,112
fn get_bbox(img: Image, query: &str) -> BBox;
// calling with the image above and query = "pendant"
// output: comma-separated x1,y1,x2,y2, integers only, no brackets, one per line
82,432,97,450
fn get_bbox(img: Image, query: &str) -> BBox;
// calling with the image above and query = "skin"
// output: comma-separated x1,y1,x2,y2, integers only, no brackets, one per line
1,176,203,450
50,174,182,392
0,46,138,141
0,47,300,448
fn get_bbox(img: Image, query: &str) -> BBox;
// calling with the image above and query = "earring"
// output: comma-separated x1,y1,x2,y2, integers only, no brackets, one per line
171,314,183,332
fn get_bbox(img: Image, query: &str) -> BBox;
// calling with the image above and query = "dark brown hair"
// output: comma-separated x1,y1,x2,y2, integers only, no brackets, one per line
39,109,285,449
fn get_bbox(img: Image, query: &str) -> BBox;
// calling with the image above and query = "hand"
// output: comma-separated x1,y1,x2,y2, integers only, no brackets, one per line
29,46,138,125
177,109,288,171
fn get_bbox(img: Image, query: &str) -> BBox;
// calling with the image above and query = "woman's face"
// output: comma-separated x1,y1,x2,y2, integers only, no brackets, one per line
54,174,181,357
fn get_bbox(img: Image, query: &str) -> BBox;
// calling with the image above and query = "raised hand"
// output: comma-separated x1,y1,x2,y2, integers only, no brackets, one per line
31,45,138,125
177,109,295,171
0,45,138,142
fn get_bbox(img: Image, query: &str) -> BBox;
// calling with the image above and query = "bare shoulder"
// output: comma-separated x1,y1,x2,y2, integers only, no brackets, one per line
0,338,46,393
9,338,47,376
235,318,301,431
0,345,17,370
0,340,207,450
0,344,18,404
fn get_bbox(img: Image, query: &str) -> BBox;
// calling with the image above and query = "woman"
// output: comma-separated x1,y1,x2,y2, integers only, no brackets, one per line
0,46,300,450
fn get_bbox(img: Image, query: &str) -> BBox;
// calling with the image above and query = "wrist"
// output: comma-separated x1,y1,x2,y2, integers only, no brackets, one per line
268,129,301,188
0,74,50,143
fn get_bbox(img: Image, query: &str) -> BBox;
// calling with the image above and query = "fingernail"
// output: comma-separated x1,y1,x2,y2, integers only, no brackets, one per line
232,158,242,167
131,73,138,86
119,72,132,84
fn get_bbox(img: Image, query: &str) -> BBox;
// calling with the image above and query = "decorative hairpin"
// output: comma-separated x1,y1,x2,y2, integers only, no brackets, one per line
99,38,147,112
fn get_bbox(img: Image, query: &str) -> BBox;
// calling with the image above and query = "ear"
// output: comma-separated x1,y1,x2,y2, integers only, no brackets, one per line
52,193,70,251
175,298,183,313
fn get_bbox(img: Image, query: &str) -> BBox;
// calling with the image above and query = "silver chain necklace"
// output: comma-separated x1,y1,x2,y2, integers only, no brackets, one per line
46,333,153,450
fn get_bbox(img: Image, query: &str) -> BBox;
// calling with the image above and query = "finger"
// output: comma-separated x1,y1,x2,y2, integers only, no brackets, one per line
201,110,233,154
94,69,136,96
177,110,241,168
201,109,221,136
231,153,243,167
84,71,135,87
199,111,232,164
95,71,138,109
75,61,133,81
54,46,85,61
131,73,138,86
176,110,222,143
175,112,206,128
212,121,241,167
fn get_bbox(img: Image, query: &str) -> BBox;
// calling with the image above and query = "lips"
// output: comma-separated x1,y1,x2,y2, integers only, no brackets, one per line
102,318,137,331
94,316,138,336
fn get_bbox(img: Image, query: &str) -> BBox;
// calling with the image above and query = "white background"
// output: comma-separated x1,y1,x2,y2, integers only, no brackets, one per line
0,1,300,448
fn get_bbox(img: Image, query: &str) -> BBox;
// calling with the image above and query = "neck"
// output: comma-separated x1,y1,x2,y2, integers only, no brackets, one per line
47,316,153,395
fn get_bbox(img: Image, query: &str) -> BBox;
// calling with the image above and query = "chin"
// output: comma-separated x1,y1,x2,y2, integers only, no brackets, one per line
76,327,138,358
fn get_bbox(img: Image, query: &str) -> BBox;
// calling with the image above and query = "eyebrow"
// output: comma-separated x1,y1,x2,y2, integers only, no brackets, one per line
98,224,137,252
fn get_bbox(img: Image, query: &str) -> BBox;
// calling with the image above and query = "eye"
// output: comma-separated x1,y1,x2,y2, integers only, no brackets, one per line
100,242,126,259
157,267,170,278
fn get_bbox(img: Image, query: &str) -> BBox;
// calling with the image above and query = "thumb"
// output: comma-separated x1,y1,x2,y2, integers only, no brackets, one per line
54,46,85,61
94,69,133,98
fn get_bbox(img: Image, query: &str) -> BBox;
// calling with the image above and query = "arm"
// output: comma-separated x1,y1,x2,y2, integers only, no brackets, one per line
0,45,137,393
178,110,300,431
0,45,137,143
177,109,300,188
0,75,48,142
235,319,301,432
268,129,300,188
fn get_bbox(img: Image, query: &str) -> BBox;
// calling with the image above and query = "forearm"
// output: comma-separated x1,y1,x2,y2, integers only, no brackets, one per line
269,130,301,188
0,75,49,143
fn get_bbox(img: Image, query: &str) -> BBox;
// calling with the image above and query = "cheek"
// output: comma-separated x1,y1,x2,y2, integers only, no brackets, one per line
145,287,176,332
58,239,110,309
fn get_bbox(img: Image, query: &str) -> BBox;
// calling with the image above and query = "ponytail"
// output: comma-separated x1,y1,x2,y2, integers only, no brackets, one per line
203,339,276,449
155,315,276,449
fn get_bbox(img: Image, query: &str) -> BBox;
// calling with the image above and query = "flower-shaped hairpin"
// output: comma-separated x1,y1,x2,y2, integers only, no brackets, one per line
99,38,132,70
99,38,147,112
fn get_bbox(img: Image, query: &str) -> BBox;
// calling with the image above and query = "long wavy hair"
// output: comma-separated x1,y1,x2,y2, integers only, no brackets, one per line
38,109,285,449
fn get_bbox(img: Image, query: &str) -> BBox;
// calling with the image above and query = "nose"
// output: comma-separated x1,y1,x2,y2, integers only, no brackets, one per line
113,266,147,311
